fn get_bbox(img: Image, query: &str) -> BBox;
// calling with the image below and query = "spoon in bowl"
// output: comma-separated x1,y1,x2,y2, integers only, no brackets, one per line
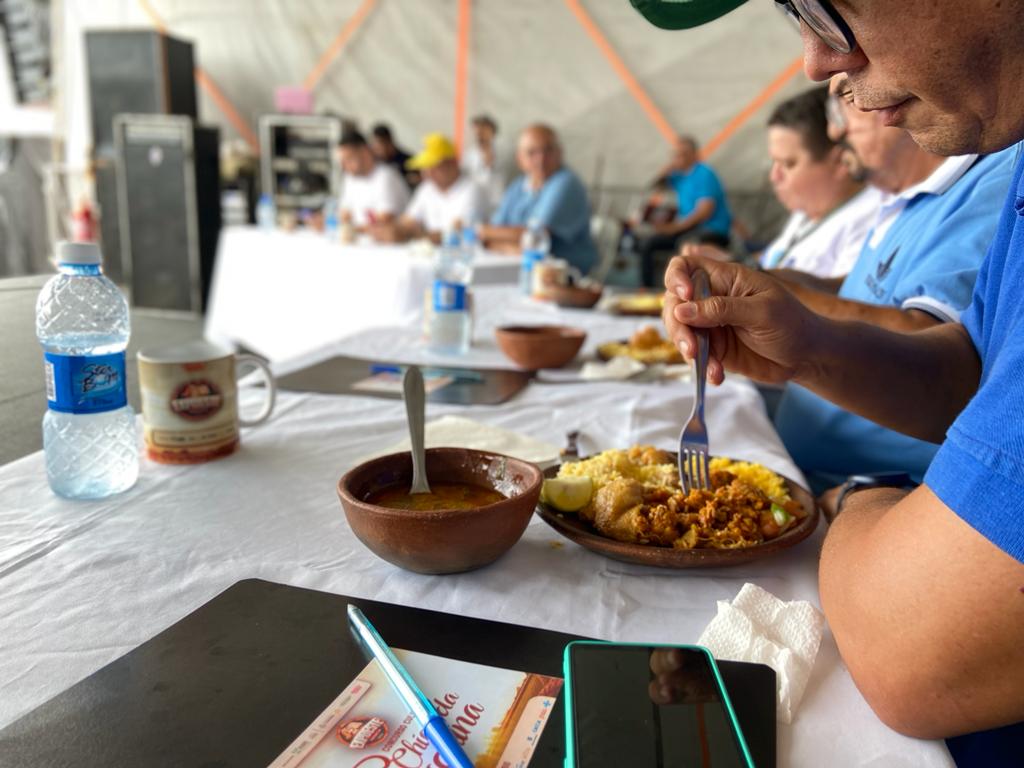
403,365,431,495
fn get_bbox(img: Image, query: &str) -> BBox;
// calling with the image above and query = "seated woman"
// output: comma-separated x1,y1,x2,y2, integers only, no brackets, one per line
758,85,879,278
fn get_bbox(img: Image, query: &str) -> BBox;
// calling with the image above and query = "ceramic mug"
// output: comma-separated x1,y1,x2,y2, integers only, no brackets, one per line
138,340,276,464
531,258,583,299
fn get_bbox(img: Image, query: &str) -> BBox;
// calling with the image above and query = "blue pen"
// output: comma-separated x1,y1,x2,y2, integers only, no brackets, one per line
369,364,483,383
347,605,475,768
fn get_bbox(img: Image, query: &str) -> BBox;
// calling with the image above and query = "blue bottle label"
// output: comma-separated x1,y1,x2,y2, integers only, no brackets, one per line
433,280,467,312
44,352,128,414
522,249,544,269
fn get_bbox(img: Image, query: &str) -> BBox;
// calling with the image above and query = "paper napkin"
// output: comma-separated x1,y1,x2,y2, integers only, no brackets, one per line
361,414,560,466
580,356,647,381
697,583,825,723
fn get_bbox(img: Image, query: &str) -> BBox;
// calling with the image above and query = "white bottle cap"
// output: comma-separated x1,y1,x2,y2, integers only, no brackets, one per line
57,241,102,265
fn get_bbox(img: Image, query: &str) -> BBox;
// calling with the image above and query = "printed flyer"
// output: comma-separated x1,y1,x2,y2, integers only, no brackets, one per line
269,648,562,768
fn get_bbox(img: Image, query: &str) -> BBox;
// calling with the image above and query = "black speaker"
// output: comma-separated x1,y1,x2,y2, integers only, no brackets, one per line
85,30,197,154
114,115,220,313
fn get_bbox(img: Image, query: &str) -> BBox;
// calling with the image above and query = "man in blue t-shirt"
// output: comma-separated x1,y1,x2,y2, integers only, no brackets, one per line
772,76,1018,489
480,124,597,275
640,0,1024,753
636,135,732,286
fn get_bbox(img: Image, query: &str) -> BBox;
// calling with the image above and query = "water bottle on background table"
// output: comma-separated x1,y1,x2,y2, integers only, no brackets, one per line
256,193,276,229
519,219,550,295
428,228,472,355
323,197,339,240
36,242,139,499
460,222,481,282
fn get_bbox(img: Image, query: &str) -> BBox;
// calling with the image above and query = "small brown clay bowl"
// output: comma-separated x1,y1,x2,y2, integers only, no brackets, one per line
337,447,543,574
494,325,587,370
547,284,604,309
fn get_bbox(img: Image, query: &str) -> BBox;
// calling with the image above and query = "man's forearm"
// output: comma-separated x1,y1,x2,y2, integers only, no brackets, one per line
771,268,843,294
796,318,980,442
786,281,938,332
478,224,525,249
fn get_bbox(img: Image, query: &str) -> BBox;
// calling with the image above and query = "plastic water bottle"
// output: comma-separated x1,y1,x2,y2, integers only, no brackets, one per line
256,193,276,229
460,224,481,279
519,219,550,295
324,198,339,240
428,229,472,355
36,242,139,499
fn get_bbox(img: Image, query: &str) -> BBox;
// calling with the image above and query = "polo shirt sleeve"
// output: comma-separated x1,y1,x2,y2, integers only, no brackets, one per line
691,165,724,203
896,156,1014,321
531,171,590,242
924,147,1024,562
924,311,1024,562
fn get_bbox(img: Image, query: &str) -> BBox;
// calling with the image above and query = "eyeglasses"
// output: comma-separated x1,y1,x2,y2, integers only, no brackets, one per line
775,0,857,55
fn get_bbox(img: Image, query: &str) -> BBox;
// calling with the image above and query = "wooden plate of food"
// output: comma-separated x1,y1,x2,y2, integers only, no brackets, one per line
607,292,664,316
596,325,685,365
535,447,819,568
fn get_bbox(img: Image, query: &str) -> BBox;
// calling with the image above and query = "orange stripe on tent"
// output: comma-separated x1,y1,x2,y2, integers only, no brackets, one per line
303,0,378,92
700,55,804,160
136,0,258,153
564,0,676,145
195,69,259,152
138,0,167,33
453,0,471,155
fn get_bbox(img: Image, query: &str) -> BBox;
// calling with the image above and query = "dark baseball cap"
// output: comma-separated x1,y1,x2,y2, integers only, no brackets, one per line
629,0,750,30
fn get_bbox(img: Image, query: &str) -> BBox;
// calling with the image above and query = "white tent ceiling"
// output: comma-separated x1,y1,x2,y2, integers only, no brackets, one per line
61,0,813,223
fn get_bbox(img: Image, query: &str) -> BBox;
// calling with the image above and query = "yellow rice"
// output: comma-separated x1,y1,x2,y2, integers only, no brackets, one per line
557,449,790,505
709,457,790,504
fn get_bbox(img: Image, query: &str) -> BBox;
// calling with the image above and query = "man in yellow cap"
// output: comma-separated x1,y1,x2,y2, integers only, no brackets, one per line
368,133,487,244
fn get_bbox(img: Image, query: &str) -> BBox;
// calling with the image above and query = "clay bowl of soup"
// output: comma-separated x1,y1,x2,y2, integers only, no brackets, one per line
494,325,587,370
337,447,544,574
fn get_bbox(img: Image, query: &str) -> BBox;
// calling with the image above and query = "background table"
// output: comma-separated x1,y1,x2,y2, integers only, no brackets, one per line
204,226,519,362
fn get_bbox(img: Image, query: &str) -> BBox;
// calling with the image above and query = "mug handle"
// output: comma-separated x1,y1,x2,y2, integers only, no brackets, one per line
236,354,276,427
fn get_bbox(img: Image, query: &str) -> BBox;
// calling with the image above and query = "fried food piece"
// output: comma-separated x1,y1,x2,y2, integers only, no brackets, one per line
629,325,664,349
593,478,646,542
628,444,675,467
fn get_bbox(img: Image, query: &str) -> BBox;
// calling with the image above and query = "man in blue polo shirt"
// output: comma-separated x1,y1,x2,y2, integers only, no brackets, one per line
773,74,1018,489
642,0,1024,755
480,124,597,274
637,135,732,286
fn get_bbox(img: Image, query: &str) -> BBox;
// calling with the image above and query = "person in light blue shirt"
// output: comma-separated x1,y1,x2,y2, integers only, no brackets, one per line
481,124,597,275
637,135,732,286
772,77,1019,490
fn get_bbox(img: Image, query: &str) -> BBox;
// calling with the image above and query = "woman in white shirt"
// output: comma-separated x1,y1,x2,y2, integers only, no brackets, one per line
760,86,879,278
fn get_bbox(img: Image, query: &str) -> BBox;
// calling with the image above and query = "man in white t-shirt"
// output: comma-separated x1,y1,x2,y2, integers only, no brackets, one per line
336,130,409,228
461,115,506,216
369,133,486,244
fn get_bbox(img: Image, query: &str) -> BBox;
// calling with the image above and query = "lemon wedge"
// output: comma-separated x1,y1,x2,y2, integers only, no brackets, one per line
542,476,593,513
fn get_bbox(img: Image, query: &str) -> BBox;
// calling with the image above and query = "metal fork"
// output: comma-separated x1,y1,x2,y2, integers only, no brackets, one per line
678,268,711,493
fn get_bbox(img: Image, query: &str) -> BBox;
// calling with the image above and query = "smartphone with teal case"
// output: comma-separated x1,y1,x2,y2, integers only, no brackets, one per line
563,640,756,768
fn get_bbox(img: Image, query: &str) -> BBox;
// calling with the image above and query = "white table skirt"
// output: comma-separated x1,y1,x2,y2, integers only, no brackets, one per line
0,376,952,766
204,227,519,362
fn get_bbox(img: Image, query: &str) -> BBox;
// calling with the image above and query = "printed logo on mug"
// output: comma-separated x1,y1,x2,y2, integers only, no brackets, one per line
138,340,276,464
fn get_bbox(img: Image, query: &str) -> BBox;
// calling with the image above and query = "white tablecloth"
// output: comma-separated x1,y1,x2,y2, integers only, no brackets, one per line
204,227,520,362
272,284,673,377
0,380,952,765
